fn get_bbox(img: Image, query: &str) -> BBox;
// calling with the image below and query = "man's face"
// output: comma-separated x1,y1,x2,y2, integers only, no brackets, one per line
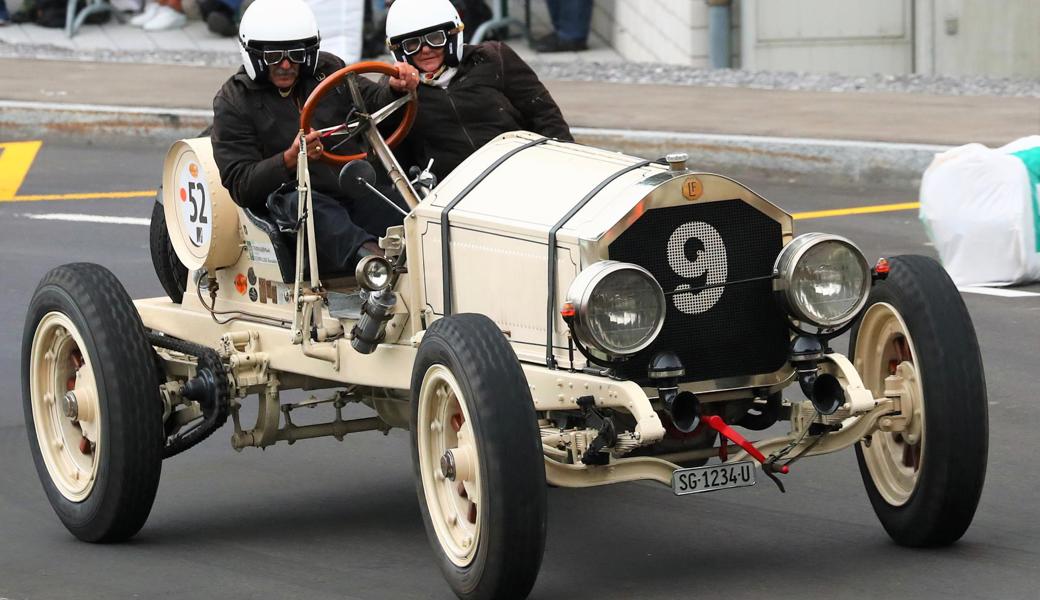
414,45,446,74
268,58,300,90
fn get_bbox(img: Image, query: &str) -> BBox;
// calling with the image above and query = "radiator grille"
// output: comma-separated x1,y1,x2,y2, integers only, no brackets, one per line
608,199,789,383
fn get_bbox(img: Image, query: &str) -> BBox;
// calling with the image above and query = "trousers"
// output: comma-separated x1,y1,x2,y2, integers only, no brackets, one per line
269,186,405,277
546,0,592,42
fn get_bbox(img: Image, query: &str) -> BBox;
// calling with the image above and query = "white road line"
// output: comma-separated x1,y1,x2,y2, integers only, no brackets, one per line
959,286,1040,298
0,99,212,118
20,212,149,226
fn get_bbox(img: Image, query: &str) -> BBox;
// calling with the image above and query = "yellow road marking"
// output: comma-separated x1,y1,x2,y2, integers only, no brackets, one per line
0,190,155,203
0,141,43,198
793,202,919,220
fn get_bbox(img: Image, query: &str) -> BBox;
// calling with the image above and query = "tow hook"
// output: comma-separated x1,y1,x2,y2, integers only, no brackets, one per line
704,415,790,493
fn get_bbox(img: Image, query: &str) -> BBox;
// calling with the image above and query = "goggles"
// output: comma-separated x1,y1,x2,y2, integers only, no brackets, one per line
257,47,311,66
393,27,459,56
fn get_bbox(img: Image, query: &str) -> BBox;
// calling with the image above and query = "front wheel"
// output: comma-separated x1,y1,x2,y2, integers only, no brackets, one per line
850,255,987,547
411,314,546,600
22,263,163,542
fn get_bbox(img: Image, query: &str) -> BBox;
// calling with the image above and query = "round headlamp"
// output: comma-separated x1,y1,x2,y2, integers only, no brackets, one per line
355,255,392,291
564,261,666,357
774,233,871,329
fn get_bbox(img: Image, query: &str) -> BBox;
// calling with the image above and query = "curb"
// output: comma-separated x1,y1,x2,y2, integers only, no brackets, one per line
1,101,946,187
0,101,212,140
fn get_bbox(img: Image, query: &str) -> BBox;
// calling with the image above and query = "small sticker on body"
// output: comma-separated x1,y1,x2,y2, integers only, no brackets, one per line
247,241,279,264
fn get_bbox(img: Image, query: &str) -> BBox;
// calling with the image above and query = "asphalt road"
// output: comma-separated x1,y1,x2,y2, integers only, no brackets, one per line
0,136,1037,600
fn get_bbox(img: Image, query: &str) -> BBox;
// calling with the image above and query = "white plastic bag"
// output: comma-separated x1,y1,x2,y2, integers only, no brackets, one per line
919,135,1040,286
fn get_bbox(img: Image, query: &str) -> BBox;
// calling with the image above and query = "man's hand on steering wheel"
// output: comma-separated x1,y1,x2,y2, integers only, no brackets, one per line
388,62,421,94
282,129,324,169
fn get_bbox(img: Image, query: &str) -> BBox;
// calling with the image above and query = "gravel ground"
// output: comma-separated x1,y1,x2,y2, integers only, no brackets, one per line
2,39,1038,98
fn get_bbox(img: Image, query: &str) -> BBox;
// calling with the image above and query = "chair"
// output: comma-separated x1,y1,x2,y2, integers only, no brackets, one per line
470,0,530,44
65,0,118,38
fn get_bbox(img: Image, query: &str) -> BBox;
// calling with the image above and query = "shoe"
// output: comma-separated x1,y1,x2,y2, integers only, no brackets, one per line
532,32,588,53
10,8,33,24
205,10,236,37
142,5,186,31
129,2,160,26
356,241,385,259
35,8,67,28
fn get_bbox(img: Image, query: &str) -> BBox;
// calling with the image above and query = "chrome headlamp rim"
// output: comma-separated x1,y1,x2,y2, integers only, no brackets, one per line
773,233,871,329
565,260,666,357
355,255,392,291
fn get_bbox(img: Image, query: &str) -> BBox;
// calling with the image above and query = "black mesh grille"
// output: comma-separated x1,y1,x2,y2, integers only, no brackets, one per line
609,200,789,383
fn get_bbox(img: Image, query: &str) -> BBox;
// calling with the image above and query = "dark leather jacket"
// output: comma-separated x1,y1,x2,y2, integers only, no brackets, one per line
396,41,573,182
211,52,394,211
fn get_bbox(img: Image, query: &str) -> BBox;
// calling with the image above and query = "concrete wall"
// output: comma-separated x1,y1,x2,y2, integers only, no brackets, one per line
922,0,1040,77
534,0,1039,78
579,0,740,67
590,0,732,67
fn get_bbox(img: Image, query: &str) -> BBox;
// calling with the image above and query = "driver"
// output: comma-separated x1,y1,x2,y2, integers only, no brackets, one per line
211,0,420,276
384,0,573,183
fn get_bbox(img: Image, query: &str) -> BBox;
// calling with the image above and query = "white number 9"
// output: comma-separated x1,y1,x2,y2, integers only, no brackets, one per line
667,221,728,315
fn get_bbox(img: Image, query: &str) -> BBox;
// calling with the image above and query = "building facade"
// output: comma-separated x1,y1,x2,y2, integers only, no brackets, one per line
566,0,1039,77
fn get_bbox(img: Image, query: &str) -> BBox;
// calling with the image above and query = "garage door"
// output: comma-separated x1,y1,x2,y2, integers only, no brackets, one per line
740,0,913,74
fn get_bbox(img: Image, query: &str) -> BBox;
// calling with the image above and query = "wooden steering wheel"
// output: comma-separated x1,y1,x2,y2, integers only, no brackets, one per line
299,61,418,166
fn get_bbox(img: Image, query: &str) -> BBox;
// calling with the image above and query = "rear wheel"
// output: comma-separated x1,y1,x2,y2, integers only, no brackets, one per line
22,263,163,542
411,314,546,600
850,255,987,546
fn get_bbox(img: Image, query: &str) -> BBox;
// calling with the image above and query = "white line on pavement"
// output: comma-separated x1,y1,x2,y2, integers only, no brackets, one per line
959,286,1040,298
20,212,149,226
0,99,212,118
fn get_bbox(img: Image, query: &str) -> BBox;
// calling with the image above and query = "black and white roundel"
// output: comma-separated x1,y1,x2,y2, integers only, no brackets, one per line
667,221,728,315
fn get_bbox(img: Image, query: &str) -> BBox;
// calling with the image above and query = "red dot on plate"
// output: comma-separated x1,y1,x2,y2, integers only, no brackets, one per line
179,188,187,202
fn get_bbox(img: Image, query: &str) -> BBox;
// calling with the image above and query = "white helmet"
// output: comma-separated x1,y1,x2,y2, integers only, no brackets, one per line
238,0,321,81
385,0,465,67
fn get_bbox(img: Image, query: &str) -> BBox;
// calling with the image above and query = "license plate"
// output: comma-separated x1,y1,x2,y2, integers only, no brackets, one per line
672,461,756,496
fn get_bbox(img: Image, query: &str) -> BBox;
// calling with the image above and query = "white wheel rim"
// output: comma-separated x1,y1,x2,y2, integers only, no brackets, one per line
854,302,925,506
29,312,102,502
417,365,482,567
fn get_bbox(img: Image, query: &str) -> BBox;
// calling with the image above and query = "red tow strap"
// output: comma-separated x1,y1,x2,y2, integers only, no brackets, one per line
704,415,789,474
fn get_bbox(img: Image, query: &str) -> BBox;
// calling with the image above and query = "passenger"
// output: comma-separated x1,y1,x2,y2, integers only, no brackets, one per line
211,0,420,276
384,0,573,183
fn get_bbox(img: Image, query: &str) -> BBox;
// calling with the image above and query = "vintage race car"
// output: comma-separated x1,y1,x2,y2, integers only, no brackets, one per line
22,63,988,600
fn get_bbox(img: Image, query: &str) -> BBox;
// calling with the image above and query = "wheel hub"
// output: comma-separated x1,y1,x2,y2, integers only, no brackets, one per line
30,312,103,502
855,302,926,507
440,450,456,480
62,391,79,420
418,365,482,567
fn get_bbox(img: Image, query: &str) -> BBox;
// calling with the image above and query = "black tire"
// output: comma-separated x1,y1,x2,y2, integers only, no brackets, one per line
149,197,189,303
410,314,546,600
22,263,164,542
849,255,987,547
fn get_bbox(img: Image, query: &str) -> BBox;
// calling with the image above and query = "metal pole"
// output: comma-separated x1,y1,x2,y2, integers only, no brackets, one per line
707,0,732,69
